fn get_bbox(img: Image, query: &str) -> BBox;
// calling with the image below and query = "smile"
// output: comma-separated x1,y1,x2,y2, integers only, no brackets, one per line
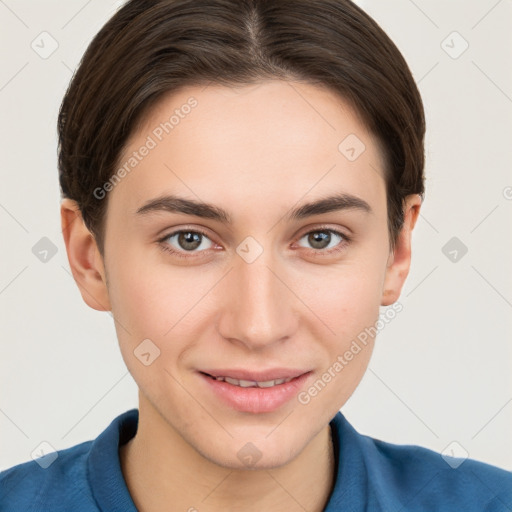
199,370,312,413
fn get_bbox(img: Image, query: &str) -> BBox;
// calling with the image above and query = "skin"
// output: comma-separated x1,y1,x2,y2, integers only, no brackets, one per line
61,80,421,512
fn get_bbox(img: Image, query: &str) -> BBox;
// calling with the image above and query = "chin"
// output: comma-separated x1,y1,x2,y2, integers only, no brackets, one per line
194,432,304,471
207,449,297,471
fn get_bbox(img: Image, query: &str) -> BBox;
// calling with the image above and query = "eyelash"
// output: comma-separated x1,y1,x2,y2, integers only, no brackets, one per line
157,226,351,260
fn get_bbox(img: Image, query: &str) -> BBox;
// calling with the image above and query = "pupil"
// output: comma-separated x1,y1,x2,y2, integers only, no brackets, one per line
310,231,329,249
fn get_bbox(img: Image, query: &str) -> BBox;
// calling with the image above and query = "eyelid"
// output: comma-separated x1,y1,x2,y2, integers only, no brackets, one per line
295,223,351,240
158,225,216,243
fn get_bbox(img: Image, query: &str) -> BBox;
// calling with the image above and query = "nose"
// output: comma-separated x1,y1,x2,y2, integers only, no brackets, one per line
216,249,299,351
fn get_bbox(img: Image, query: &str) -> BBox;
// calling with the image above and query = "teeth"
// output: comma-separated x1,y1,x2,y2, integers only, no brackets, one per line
257,380,278,388
238,379,257,388
213,376,294,388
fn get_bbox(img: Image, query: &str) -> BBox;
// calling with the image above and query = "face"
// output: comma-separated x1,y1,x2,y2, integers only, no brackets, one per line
63,80,419,469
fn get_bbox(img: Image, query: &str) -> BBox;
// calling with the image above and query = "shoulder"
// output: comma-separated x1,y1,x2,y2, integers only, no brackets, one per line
328,412,512,511
0,441,99,512
361,433,512,511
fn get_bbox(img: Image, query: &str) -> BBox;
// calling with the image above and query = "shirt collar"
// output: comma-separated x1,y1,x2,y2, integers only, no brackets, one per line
324,410,370,511
88,408,139,512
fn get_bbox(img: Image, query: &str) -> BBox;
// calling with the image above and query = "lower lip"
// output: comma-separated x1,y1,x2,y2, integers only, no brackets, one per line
199,372,311,413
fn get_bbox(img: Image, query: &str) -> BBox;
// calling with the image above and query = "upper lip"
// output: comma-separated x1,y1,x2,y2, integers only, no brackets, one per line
200,368,310,382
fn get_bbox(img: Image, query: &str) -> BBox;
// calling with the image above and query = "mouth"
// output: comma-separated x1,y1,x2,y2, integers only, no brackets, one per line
198,369,312,413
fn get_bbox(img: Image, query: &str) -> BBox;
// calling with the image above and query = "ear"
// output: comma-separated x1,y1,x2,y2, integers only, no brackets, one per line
381,194,422,306
60,198,111,311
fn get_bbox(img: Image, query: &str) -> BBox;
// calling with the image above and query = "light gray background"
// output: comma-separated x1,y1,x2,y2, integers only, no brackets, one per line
1,0,511,472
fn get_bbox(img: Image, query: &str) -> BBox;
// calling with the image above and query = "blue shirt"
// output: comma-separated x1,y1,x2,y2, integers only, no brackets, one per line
1,408,511,511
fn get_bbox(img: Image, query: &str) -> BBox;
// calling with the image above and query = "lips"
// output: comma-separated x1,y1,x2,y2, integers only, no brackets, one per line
198,369,312,413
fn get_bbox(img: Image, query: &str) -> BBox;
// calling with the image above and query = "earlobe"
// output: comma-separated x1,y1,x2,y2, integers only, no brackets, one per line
380,194,422,306
60,198,111,312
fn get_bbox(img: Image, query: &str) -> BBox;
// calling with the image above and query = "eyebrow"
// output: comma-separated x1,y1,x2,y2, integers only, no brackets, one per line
135,192,372,224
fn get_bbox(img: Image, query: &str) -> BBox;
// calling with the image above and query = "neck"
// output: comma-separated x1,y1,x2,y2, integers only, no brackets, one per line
119,394,336,512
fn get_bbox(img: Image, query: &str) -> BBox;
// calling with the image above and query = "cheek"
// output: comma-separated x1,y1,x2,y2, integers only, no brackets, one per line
305,270,383,398
302,258,386,340
106,248,188,347
107,250,223,371
107,261,195,396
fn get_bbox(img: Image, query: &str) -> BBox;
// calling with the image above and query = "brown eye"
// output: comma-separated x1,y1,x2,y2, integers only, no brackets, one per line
161,230,214,254
297,229,347,252
177,231,202,251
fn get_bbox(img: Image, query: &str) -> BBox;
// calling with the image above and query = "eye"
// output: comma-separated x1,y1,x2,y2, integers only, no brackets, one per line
157,226,350,260
296,228,349,254
158,229,214,258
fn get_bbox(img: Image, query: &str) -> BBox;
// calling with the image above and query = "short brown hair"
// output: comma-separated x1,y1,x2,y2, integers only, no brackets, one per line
58,0,425,256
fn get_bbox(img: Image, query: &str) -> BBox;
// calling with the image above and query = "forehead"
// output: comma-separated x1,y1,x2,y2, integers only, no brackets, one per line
110,80,387,222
